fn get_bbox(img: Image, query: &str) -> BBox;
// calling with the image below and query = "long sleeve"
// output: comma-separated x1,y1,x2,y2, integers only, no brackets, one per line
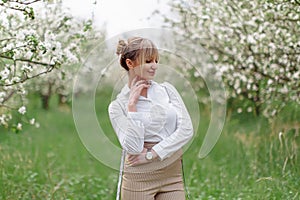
108,101,145,154
152,82,194,160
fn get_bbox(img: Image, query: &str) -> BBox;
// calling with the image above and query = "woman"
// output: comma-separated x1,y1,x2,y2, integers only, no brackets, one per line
108,37,193,200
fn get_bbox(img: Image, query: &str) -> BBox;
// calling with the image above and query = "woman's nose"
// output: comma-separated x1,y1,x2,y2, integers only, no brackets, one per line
151,62,158,69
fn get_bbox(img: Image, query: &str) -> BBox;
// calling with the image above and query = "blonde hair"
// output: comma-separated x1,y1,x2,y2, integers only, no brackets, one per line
116,37,159,71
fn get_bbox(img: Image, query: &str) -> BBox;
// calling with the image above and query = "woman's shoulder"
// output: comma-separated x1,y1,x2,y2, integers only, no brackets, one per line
159,81,178,93
109,95,127,108
108,98,127,116
108,87,128,114
153,81,173,88
109,84,129,106
151,81,176,94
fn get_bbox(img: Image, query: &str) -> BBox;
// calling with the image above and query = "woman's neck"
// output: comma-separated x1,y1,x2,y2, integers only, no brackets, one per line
128,72,148,98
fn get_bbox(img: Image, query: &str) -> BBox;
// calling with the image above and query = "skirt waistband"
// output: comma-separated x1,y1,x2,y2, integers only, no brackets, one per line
124,142,182,173
143,142,158,149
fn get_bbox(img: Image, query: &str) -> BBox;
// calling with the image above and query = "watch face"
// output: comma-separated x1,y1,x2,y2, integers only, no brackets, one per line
146,151,153,160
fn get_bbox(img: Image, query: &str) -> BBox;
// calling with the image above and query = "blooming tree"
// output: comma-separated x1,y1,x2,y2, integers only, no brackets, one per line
23,2,103,110
162,0,300,119
0,0,100,131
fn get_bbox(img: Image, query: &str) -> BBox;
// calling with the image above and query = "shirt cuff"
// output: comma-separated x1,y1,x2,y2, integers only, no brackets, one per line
152,144,167,161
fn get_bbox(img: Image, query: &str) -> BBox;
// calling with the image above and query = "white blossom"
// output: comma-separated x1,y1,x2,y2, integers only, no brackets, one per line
279,68,284,73
293,71,299,79
0,115,6,125
18,106,26,115
35,122,40,128
194,71,201,78
12,77,21,83
65,49,78,63
247,35,256,44
30,118,35,125
279,86,288,94
2,43,14,53
0,92,6,98
247,107,253,112
17,123,22,130
0,68,10,80
234,80,240,89
21,64,33,72
267,79,273,85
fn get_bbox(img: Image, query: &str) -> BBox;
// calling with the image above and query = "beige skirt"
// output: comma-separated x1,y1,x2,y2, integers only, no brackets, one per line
122,142,184,192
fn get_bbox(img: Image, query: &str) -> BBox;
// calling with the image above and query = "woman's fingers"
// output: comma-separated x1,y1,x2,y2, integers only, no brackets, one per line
127,153,144,162
127,148,148,166
127,155,138,162
134,80,148,88
129,80,150,103
131,75,151,88
127,156,140,166
135,83,150,92
128,76,150,112
131,75,147,88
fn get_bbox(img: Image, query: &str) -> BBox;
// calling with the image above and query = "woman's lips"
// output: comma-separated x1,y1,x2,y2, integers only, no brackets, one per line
148,71,155,75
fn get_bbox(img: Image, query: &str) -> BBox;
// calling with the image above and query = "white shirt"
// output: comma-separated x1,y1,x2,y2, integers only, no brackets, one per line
108,81,194,160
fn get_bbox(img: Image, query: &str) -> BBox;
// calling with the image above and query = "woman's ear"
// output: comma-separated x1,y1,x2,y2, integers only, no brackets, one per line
126,59,134,69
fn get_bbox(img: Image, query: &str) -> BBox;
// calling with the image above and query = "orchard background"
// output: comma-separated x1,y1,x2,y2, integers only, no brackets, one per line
0,0,299,199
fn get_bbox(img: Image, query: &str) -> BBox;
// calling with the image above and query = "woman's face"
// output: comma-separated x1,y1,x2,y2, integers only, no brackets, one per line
132,58,158,80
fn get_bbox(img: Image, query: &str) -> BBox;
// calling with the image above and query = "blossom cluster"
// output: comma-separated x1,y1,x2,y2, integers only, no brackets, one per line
0,0,99,131
164,0,300,118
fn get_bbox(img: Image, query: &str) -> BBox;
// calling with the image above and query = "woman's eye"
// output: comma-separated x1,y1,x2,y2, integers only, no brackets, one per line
146,60,158,63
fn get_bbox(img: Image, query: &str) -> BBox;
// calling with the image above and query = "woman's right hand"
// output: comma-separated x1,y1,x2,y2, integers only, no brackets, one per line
128,76,150,112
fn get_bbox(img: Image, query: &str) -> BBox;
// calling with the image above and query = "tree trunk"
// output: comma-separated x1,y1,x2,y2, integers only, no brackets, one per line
58,94,68,106
254,81,261,116
40,82,52,110
41,94,50,110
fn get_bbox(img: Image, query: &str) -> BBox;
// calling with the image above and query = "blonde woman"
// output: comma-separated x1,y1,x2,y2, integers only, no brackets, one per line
108,37,193,200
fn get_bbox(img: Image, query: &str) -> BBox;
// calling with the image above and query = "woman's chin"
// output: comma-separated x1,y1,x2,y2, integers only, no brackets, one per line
147,74,156,80
146,77,154,81
140,76,154,81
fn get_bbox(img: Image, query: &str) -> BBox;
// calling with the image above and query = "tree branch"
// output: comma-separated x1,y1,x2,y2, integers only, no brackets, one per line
1,65,55,87
0,55,56,67
0,2,26,12
1,91,15,104
0,45,27,55
0,37,17,42
15,0,41,5
0,55,57,86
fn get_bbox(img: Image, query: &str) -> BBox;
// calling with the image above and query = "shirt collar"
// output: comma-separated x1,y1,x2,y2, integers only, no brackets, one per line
118,80,156,98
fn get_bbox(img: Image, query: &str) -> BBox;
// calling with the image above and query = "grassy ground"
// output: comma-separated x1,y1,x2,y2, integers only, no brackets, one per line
0,92,117,200
0,90,299,200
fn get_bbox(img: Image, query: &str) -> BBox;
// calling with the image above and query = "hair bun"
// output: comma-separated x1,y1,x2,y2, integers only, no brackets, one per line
116,39,127,56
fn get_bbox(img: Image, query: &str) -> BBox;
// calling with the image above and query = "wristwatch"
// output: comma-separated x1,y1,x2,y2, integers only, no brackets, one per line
145,149,153,161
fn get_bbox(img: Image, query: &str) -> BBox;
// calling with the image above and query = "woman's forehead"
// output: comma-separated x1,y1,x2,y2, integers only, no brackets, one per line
141,47,159,59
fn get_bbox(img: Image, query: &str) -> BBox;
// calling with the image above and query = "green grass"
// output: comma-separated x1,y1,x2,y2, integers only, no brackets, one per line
0,90,299,200
0,92,117,200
